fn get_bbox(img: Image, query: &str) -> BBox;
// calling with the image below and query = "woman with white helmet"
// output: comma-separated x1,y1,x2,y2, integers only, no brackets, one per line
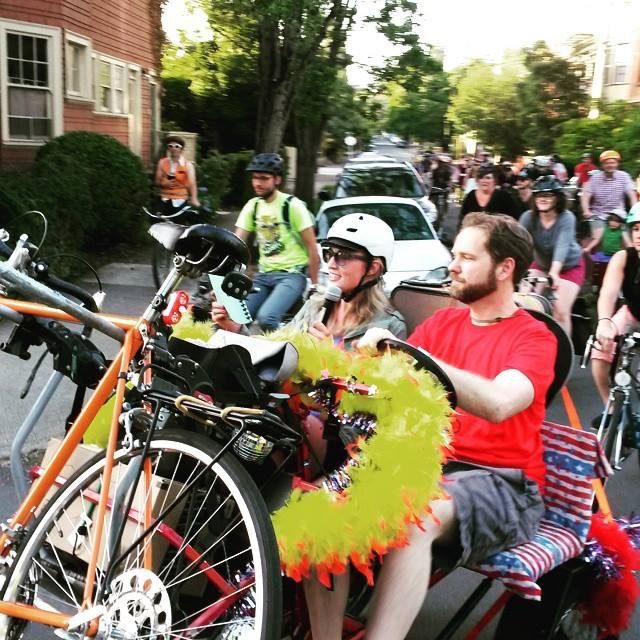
590,202,640,412
290,212,406,347
211,212,406,348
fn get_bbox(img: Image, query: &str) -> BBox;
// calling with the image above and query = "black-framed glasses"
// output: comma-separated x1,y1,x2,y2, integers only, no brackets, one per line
322,247,368,267
167,143,183,149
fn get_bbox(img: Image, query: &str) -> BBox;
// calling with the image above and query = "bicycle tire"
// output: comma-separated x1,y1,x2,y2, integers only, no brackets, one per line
0,429,282,640
152,242,175,290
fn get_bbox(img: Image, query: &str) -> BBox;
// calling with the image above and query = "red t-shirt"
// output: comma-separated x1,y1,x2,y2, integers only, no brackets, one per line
575,161,597,186
408,307,556,489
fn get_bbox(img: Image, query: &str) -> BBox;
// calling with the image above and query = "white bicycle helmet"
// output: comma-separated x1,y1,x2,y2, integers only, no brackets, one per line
323,213,395,271
627,202,640,226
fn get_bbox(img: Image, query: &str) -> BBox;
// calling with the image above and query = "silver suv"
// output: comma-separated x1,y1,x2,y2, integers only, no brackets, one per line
326,155,438,227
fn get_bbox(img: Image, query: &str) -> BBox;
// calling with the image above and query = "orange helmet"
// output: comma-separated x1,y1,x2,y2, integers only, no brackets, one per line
599,149,621,162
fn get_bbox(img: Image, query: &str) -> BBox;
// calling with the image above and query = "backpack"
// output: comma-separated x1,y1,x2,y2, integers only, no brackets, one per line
249,195,307,246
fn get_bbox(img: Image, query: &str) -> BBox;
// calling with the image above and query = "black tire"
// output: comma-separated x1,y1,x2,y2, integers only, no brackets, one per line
152,242,175,290
0,430,282,639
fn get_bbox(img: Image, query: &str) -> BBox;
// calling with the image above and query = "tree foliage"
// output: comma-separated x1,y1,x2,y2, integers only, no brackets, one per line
556,102,640,176
447,60,524,157
518,41,589,152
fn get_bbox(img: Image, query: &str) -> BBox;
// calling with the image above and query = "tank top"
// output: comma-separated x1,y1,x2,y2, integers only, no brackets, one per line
622,248,640,320
601,226,623,256
160,157,190,199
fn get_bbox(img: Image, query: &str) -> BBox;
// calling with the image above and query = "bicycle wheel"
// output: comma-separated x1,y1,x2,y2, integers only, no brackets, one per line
153,243,175,290
0,429,282,639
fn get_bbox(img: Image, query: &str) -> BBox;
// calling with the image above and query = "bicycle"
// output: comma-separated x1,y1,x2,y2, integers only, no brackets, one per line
0,222,286,638
582,331,640,470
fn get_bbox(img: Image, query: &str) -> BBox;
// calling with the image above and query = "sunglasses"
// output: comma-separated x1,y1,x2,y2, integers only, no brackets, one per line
167,143,183,149
322,247,368,266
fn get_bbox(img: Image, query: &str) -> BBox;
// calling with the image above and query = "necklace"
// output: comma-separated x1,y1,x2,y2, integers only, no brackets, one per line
471,309,519,324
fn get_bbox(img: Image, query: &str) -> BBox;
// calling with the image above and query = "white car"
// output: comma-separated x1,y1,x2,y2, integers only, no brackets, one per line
315,196,452,293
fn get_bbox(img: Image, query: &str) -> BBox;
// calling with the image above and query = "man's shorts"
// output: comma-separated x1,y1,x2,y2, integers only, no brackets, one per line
435,461,544,567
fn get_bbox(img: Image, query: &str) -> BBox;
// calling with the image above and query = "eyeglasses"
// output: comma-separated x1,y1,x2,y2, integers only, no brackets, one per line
322,247,368,266
167,143,183,149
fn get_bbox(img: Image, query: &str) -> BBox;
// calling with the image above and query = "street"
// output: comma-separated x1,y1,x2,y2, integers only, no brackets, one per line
0,143,638,638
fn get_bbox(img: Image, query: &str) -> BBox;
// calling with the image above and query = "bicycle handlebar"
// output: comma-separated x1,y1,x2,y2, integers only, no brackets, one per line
0,262,124,342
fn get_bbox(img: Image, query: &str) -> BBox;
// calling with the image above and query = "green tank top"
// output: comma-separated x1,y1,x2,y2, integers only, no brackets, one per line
601,226,623,256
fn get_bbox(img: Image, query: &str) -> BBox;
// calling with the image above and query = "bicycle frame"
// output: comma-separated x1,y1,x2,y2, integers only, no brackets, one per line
0,260,194,632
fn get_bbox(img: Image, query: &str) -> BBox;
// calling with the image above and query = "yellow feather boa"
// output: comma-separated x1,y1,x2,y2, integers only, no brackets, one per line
172,317,452,586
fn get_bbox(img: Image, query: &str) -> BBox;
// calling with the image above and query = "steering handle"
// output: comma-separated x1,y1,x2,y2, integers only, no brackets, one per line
378,338,457,407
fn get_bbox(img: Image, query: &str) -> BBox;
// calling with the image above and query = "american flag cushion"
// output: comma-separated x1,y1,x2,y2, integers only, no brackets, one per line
471,421,612,600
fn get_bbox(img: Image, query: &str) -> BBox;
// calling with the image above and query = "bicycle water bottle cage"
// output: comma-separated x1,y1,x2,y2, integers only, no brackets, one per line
174,224,249,276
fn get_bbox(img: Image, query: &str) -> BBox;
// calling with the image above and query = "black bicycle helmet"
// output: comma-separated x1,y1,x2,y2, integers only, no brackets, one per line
246,153,283,176
532,175,563,193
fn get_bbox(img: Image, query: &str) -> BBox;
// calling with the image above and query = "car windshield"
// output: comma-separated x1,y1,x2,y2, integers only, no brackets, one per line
335,167,425,198
316,203,435,241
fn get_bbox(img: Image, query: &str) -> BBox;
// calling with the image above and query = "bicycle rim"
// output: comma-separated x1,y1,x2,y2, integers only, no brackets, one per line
0,430,282,639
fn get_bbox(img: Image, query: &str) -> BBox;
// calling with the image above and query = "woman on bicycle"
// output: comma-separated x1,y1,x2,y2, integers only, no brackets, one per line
154,135,200,211
518,175,584,335
590,203,640,406
458,163,519,226
211,212,406,348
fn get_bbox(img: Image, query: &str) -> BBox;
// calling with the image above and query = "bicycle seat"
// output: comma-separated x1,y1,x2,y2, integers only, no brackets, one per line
174,224,250,273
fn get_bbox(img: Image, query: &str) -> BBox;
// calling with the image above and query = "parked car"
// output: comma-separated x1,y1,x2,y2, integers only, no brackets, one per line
324,156,439,227
315,196,452,292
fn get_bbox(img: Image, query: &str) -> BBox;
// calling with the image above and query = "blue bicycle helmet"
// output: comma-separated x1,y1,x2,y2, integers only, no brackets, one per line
246,153,283,176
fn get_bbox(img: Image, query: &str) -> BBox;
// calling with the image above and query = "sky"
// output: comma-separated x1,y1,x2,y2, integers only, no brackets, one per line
162,0,608,84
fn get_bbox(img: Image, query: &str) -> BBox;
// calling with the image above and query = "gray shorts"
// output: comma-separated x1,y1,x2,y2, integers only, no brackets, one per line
435,462,544,567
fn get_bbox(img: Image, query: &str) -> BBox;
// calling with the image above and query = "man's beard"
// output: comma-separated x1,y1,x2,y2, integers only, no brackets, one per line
449,272,498,304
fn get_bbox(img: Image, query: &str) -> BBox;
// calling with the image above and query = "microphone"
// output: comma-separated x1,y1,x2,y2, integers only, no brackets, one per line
321,284,342,324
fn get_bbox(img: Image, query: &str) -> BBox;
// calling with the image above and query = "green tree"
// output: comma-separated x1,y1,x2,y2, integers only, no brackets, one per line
556,101,640,176
447,60,524,158
518,41,589,152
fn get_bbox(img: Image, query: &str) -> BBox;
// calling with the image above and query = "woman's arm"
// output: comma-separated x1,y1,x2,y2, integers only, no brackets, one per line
549,213,576,268
595,249,627,349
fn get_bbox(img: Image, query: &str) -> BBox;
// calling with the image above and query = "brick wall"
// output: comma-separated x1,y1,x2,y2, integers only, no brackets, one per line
0,0,161,168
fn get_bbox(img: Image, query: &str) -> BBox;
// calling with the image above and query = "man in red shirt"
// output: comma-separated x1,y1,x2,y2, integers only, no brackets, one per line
575,152,597,187
311,213,557,640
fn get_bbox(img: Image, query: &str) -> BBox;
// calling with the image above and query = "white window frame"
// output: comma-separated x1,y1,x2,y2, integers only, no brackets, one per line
64,31,92,101
93,52,129,116
0,19,63,146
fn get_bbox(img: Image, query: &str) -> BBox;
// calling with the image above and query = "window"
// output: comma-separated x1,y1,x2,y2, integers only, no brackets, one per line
94,54,128,114
65,33,91,99
0,20,62,144
613,43,630,84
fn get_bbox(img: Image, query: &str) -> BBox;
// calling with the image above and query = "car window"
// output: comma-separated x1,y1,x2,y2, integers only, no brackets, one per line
335,167,425,198
316,203,435,241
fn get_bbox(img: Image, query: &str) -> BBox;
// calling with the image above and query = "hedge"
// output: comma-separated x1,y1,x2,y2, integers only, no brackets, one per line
0,132,150,275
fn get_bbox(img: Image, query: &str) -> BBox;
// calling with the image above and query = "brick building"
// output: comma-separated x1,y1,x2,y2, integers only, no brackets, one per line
0,0,162,169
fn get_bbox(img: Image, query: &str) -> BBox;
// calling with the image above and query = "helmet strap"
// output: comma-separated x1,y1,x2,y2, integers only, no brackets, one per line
342,277,381,302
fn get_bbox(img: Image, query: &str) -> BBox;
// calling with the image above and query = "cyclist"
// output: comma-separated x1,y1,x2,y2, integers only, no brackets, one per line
458,164,520,227
314,213,555,640
583,208,631,260
234,153,320,331
154,136,201,212
580,150,637,248
590,203,640,408
518,176,584,335
514,167,535,216
575,152,597,187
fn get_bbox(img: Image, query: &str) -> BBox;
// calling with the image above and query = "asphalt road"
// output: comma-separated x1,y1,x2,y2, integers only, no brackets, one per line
0,144,638,638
